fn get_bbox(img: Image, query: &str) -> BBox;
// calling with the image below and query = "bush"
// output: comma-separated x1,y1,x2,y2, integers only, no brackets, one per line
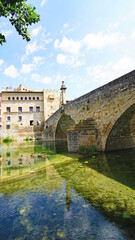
25,136,34,141
3,136,12,143
78,145,97,155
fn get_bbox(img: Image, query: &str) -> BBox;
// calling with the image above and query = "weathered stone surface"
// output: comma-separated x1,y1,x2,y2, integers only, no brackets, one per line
43,70,135,152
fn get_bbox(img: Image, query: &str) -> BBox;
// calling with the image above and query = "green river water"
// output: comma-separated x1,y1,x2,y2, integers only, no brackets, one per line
0,141,135,240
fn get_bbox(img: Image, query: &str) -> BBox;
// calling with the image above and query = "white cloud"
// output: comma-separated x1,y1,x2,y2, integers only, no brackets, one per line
4,65,19,78
57,54,67,64
112,57,135,72
131,31,135,39
32,74,52,84
56,53,84,67
2,29,13,37
108,22,120,30
21,32,51,62
31,25,42,38
0,59,4,67
54,39,59,49
55,74,66,83
21,56,44,74
21,64,34,74
54,37,81,55
87,57,135,85
26,40,45,56
54,32,124,57
33,56,44,64
63,23,69,29
83,32,124,50
67,27,75,33
41,0,47,7
42,77,52,84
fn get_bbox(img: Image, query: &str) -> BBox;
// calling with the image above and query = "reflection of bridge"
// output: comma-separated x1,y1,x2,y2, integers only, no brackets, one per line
43,70,135,152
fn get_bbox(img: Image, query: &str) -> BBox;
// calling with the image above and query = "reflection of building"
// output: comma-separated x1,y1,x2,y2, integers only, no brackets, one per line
1,84,60,140
0,142,46,180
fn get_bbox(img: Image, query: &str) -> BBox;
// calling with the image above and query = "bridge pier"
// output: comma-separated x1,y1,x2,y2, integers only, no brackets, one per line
67,131,79,152
67,118,101,152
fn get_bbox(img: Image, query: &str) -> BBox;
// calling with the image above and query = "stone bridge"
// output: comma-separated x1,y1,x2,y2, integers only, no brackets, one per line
42,70,135,152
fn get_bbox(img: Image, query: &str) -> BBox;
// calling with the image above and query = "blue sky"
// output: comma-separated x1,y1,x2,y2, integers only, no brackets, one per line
1,0,135,100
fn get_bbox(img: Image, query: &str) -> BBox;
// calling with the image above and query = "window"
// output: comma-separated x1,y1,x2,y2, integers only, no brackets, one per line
6,125,10,129
30,120,34,126
18,116,22,121
29,107,33,112
7,116,10,121
21,97,23,100
37,120,41,125
12,97,15,100
25,97,27,100
36,106,40,112
33,97,35,100
37,97,39,100
29,97,31,100
17,97,19,100
7,107,11,113
18,107,22,112
8,97,11,100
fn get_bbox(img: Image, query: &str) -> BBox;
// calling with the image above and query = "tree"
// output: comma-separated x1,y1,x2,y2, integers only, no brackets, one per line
0,0,40,45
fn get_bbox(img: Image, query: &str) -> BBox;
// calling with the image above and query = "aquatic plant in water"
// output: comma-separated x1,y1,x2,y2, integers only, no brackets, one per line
78,145,97,156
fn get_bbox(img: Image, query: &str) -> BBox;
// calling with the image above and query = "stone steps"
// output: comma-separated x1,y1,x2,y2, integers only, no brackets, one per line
68,118,97,132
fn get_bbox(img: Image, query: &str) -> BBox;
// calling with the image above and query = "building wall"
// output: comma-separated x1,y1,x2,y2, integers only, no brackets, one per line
1,89,60,140
43,90,60,120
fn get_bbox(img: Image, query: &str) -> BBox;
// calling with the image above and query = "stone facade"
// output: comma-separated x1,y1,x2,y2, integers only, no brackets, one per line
43,70,135,152
1,84,60,140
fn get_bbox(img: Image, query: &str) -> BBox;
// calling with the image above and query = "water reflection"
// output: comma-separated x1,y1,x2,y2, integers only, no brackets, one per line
0,142,134,239
79,148,135,190
0,167,131,240
0,142,48,181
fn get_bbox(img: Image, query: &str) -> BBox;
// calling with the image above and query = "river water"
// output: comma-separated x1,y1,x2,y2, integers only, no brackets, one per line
0,141,134,240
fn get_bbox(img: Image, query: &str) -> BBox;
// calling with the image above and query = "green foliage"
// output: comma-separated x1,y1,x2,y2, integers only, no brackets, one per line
25,136,30,141
78,145,97,155
25,136,33,141
3,136,12,143
0,0,40,45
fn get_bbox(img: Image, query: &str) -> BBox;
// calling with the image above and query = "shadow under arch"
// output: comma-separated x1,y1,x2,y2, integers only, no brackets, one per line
105,103,135,151
55,113,75,141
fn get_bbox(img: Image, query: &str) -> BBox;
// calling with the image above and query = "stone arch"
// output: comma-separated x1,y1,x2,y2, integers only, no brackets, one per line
104,101,135,151
55,113,75,141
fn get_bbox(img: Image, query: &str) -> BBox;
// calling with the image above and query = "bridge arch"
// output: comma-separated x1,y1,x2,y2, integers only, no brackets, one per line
55,113,75,141
104,98,135,151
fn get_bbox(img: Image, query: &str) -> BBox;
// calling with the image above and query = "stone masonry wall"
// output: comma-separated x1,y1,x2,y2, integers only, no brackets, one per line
43,70,135,152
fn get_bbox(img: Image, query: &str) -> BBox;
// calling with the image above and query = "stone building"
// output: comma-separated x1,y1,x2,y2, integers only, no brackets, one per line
1,84,60,140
